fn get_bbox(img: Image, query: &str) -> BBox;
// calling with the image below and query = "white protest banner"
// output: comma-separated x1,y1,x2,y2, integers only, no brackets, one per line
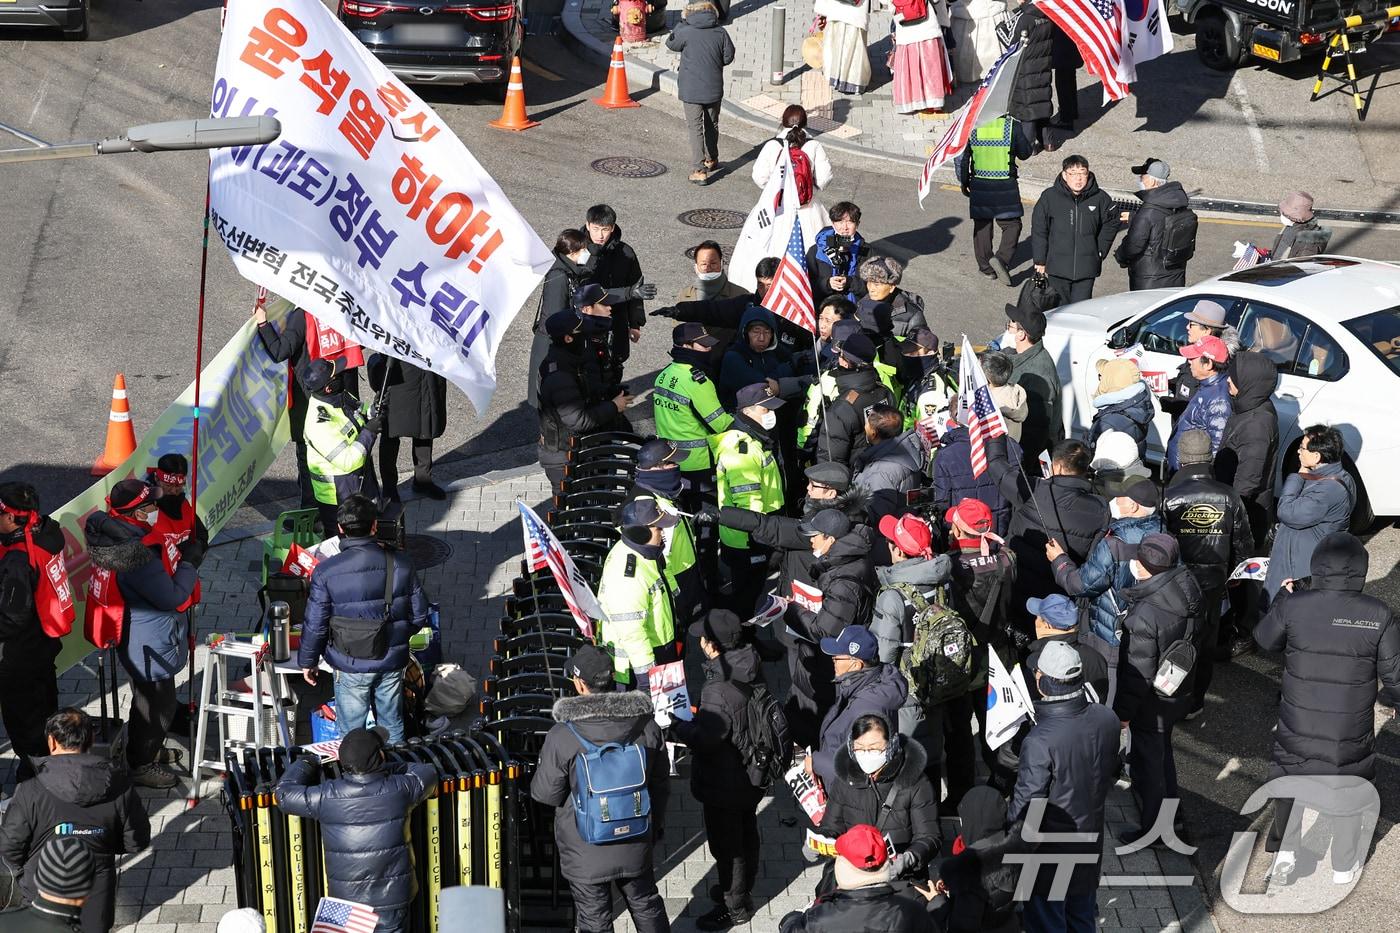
210,0,553,415
648,660,693,721
984,649,1034,750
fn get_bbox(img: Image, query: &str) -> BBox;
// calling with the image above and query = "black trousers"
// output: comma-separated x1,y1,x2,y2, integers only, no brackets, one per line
930,694,978,808
1128,721,1178,832
1190,595,1223,711
1048,274,1096,304
973,218,1022,273
1054,63,1079,122
126,674,178,769
570,870,671,933
539,445,568,492
294,440,317,508
0,628,59,781
717,544,770,618
703,801,761,910
380,435,434,498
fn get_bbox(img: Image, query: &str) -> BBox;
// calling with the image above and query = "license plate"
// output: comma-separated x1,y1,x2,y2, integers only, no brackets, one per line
1252,43,1281,61
393,23,460,43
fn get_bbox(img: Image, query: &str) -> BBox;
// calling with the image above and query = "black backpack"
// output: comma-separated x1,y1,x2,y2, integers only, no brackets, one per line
1159,207,1199,269
733,682,791,788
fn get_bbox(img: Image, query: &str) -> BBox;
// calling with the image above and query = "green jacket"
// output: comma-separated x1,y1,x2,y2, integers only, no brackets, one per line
304,395,372,504
654,353,733,472
597,538,676,681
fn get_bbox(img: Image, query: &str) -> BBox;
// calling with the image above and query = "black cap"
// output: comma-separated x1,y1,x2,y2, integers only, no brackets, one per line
108,478,156,513
804,461,851,492
800,508,852,538
568,644,615,688
618,496,679,530
1134,532,1179,574
545,309,585,339
1005,304,1047,342
673,322,719,348
735,382,784,411
900,327,939,355
339,726,388,773
688,609,744,649
571,283,620,310
299,358,339,393
837,331,877,366
637,439,681,469
1122,478,1159,509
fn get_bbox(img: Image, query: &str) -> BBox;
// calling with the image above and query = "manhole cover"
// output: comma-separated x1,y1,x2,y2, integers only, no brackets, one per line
591,156,667,178
677,208,747,230
404,533,453,570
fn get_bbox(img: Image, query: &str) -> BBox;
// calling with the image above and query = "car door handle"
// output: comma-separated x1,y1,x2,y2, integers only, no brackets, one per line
1277,388,1303,400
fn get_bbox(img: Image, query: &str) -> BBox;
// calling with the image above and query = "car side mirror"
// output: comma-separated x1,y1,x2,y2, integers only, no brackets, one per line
1107,326,1132,350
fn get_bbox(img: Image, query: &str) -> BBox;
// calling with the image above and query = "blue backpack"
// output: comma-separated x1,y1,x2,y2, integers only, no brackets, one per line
565,724,652,845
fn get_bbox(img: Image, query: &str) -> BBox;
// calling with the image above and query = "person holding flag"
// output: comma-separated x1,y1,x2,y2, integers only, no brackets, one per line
918,40,1026,205
954,335,1011,479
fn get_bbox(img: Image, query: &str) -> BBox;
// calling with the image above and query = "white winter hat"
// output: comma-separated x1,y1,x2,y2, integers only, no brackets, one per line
1091,430,1140,471
217,909,266,933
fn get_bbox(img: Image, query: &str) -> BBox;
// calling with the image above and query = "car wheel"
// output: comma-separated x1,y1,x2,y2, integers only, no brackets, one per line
1195,10,1246,71
62,14,88,40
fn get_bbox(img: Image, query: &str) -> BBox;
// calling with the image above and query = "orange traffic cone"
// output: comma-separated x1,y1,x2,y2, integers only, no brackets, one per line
92,374,138,476
489,57,540,131
594,37,640,109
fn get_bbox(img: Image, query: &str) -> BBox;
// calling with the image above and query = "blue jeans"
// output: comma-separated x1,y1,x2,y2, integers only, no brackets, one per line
1023,892,1097,933
335,669,405,743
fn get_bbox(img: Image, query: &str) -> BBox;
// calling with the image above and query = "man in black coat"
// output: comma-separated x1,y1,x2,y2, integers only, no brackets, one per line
1114,159,1193,290
1004,0,1055,152
779,824,934,933
1216,350,1278,549
585,204,648,385
6,836,96,933
815,332,895,467
277,726,436,932
0,709,150,933
530,646,670,933
372,357,448,501
1113,534,1202,848
667,611,766,930
535,309,632,489
1162,429,1253,715
1031,155,1121,304
1253,532,1400,883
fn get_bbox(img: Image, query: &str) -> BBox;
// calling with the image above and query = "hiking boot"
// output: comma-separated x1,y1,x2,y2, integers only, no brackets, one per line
696,903,753,930
1269,849,1296,886
155,745,185,767
131,762,179,789
702,158,719,172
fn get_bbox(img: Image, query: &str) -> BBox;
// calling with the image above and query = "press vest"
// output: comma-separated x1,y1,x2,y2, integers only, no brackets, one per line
714,430,785,549
653,362,734,472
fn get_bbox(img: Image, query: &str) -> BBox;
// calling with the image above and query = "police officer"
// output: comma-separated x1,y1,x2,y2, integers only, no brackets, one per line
815,331,896,467
714,384,786,616
897,328,955,429
301,359,381,538
629,439,704,625
597,498,680,692
654,323,733,513
536,309,632,489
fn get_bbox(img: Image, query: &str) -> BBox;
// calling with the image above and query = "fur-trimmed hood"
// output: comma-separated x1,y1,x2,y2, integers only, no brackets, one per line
832,726,929,788
83,511,155,573
552,689,655,723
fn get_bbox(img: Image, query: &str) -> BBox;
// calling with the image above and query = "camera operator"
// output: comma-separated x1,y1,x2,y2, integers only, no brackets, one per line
806,203,869,303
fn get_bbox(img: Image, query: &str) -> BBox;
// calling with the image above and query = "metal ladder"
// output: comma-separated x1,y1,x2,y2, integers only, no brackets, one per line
189,634,293,801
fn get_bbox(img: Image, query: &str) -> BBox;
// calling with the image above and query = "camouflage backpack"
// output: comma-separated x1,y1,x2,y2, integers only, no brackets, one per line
890,583,976,708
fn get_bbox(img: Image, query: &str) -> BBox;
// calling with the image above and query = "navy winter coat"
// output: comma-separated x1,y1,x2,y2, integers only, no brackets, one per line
666,5,736,104
1088,382,1154,460
933,426,1022,536
299,536,430,674
1167,371,1230,471
812,662,908,785
1051,513,1162,647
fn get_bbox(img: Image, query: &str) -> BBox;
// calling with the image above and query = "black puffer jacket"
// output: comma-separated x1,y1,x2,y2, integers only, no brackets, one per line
0,515,66,642
809,529,877,642
1031,173,1120,282
530,690,669,884
816,367,896,466
670,643,765,808
1214,351,1279,546
276,758,436,910
1007,4,1054,123
856,291,929,343
820,729,942,870
1113,182,1192,290
935,786,1019,933
1023,632,1109,706
1162,463,1254,596
779,883,934,933
1113,564,1202,730
1255,533,1400,778
536,342,626,452
587,224,646,352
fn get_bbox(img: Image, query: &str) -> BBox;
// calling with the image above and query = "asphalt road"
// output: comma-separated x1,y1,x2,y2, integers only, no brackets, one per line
4,5,1400,928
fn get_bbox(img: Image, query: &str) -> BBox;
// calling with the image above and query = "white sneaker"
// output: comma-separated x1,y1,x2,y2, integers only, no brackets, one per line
1270,850,1296,886
1333,862,1362,884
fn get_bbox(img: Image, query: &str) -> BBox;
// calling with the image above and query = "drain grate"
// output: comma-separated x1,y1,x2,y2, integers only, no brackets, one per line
591,156,667,178
677,208,747,230
404,533,453,570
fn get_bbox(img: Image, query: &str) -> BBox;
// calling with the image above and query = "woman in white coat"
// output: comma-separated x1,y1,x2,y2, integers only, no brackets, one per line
882,0,953,113
949,0,1006,84
815,0,874,94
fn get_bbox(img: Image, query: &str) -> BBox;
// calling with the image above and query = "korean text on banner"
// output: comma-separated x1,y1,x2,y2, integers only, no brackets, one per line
52,313,292,673
648,660,693,720
210,0,553,415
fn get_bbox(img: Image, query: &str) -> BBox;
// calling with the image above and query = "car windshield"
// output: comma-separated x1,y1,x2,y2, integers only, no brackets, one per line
1343,306,1400,377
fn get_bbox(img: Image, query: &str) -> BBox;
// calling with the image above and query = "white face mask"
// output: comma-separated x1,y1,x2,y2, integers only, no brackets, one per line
1130,559,1151,581
854,748,890,774
571,251,590,264
1279,213,1294,227
144,510,160,527
1001,328,1020,349
758,411,777,430
697,270,723,282
1108,499,1124,520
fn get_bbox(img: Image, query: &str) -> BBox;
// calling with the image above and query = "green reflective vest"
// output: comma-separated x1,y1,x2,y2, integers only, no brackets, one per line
714,429,785,549
653,361,733,472
304,398,370,505
597,540,676,681
797,372,839,448
969,118,1013,178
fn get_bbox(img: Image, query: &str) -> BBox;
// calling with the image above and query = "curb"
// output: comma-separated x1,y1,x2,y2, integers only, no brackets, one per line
558,4,1400,226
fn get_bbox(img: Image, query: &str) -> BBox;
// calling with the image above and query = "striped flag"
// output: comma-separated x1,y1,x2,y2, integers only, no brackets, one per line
763,211,817,333
517,500,605,639
1232,241,1264,271
1039,0,1131,102
311,897,379,933
956,336,1008,478
918,43,1024,205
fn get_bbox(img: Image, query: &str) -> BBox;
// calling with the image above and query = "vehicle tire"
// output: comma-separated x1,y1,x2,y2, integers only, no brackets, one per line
487,80,509,104
62,15,88,40
1195,10,1246,71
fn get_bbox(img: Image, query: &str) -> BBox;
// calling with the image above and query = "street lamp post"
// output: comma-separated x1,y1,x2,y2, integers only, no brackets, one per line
0,115,281,165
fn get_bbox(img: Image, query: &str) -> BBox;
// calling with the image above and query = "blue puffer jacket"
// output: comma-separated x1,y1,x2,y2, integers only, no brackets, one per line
1050,513,1163,646
933,426,1023,536
718,306,806,407
1168,372,1230,470
1089,382,1154,460
276,757,436,910
300,537,430,674
84,512,197,683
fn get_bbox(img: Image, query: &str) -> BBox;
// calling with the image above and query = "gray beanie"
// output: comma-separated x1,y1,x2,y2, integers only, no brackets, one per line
35,836,94,900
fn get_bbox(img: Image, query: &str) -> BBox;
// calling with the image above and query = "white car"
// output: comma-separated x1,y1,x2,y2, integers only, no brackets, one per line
1039,255,1400,525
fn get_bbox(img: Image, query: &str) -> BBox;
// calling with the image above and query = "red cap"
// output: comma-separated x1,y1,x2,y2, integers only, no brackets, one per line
1179,335,1229,364
835,824,889,869
945,498,994,535
878,513,933,558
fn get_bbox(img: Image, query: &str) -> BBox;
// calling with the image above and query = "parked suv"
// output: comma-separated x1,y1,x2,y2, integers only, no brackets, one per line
338,0,524,96
0,0,87,40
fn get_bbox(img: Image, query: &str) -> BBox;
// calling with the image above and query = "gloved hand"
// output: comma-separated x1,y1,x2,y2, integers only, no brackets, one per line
653,708,673,729
629,280,658,301
648,305,677,319
364,414,384,435
892,850,919,877
177,537,207,569
693,504,721,527
985,434,1008,461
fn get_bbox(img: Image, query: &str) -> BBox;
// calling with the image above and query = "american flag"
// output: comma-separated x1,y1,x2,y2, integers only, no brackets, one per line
918,43,1024,205
311,897,379,933
1232,242,1264,271
763,212,816,333
518,500,605,639
956,336,1009,477
1038,0,1131,102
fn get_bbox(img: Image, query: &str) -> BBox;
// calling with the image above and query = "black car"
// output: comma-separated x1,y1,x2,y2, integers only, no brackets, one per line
0,0,87,39
339,0,524,95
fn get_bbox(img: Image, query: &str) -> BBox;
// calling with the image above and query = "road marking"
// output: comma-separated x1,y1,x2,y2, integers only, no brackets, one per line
1229,73,1270,173
522,60,563,81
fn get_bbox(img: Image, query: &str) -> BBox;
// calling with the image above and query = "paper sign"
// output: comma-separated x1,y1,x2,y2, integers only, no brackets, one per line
785,753,827,823
282,542,320,579
791,580,823,614
805,829,837,857
648,660,693,721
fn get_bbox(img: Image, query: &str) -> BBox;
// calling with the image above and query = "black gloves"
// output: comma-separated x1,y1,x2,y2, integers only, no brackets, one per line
178,537,207,569
986,434,1008,461
648,305,677,319
693,504,721,527
628,281,658,301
